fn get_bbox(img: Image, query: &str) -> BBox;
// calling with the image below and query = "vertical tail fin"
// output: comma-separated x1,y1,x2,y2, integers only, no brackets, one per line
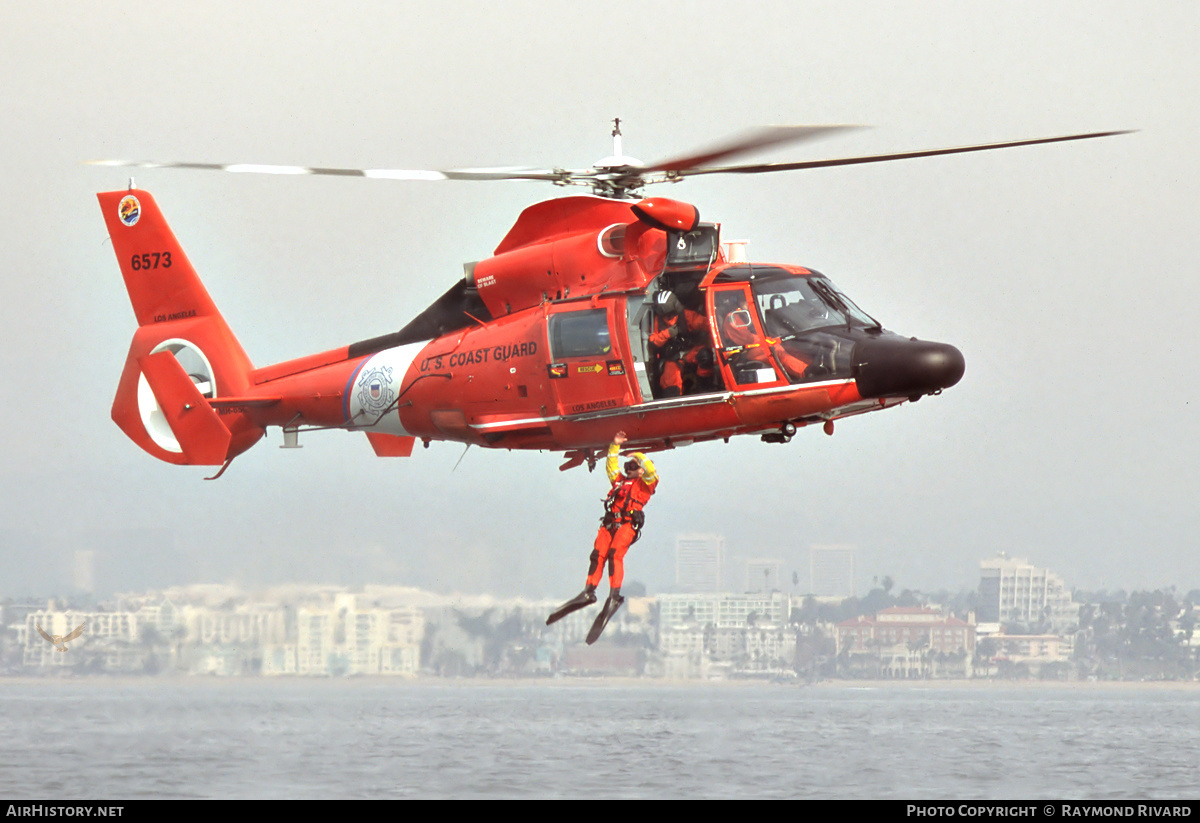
99,188,264,465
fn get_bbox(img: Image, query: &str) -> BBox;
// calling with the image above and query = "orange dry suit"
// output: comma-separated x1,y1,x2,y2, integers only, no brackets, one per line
649,309,713,396
586,443,658,591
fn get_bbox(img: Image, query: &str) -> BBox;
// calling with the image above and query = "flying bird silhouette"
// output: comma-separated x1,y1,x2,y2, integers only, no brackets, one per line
37,623,85,652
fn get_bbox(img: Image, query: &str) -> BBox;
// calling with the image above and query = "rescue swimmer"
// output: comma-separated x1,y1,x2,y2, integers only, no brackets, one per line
546,430,659,642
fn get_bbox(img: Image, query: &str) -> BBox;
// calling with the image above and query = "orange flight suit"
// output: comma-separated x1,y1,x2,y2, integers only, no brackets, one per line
721,310,810,379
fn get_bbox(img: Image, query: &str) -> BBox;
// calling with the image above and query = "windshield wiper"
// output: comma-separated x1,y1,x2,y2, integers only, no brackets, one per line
809,279,852,329
812,279,881,330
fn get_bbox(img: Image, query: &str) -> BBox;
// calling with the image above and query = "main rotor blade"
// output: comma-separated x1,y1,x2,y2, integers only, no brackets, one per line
676,131,1135,178
86,159,565,182
644,125,862,173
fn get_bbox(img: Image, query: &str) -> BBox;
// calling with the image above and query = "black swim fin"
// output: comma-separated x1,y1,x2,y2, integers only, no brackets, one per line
585,592,624,644
546,587,597,626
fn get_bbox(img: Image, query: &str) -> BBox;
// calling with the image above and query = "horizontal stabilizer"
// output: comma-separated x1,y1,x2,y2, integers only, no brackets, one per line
366,432,416,457
137,351,232,465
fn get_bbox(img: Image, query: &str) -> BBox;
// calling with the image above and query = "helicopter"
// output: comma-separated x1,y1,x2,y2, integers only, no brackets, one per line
93,122,1128,476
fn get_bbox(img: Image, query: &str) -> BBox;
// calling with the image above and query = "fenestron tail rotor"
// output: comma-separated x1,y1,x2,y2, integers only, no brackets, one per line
87,124,1132,200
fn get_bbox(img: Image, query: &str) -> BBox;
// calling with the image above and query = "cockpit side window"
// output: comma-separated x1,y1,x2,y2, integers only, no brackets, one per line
714,287,784,386
714,291,750,342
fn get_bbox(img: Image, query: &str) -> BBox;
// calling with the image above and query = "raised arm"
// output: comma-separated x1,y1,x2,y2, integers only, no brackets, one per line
605,431,628,482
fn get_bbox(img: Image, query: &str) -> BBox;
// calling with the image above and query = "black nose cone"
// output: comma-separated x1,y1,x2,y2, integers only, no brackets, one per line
853,336,965,399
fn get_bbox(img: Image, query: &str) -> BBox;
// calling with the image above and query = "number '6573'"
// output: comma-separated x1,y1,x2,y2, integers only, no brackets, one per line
130,252,172,270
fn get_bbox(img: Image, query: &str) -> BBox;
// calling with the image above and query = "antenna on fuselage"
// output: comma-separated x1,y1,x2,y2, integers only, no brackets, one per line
452,443,471,472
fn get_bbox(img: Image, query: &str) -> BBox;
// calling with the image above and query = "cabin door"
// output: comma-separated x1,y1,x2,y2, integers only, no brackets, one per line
545,302,638,416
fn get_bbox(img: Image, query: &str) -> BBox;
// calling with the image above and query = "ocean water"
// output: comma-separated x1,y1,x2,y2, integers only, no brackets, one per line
2,679,1198,799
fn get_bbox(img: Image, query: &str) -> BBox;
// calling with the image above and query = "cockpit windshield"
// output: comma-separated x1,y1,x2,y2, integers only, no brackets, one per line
752,273,879,337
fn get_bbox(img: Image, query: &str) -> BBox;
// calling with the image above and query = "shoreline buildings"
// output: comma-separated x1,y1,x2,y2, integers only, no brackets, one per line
10,555,1169,681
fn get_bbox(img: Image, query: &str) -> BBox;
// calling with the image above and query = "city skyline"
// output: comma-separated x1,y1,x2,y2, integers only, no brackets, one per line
11,568,1198,682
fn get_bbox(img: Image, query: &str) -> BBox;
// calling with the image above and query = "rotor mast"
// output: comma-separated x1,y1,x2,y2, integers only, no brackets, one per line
584,116,651,200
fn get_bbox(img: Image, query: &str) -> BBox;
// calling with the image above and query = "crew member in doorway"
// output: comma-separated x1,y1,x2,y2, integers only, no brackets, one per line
649,290,714,397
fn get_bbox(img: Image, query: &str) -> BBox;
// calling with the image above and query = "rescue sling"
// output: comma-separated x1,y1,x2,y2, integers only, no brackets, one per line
601,478,646,543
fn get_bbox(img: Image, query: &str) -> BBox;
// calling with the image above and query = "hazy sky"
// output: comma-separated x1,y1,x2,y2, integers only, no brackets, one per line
2,2,1196,601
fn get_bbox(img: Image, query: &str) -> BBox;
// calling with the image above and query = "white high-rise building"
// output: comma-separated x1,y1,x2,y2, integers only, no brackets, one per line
978,554,1077,631
675,534,724,592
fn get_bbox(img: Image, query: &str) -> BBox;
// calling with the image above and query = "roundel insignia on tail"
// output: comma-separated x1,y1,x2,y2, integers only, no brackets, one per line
356,364,395,417
118,195,141,227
